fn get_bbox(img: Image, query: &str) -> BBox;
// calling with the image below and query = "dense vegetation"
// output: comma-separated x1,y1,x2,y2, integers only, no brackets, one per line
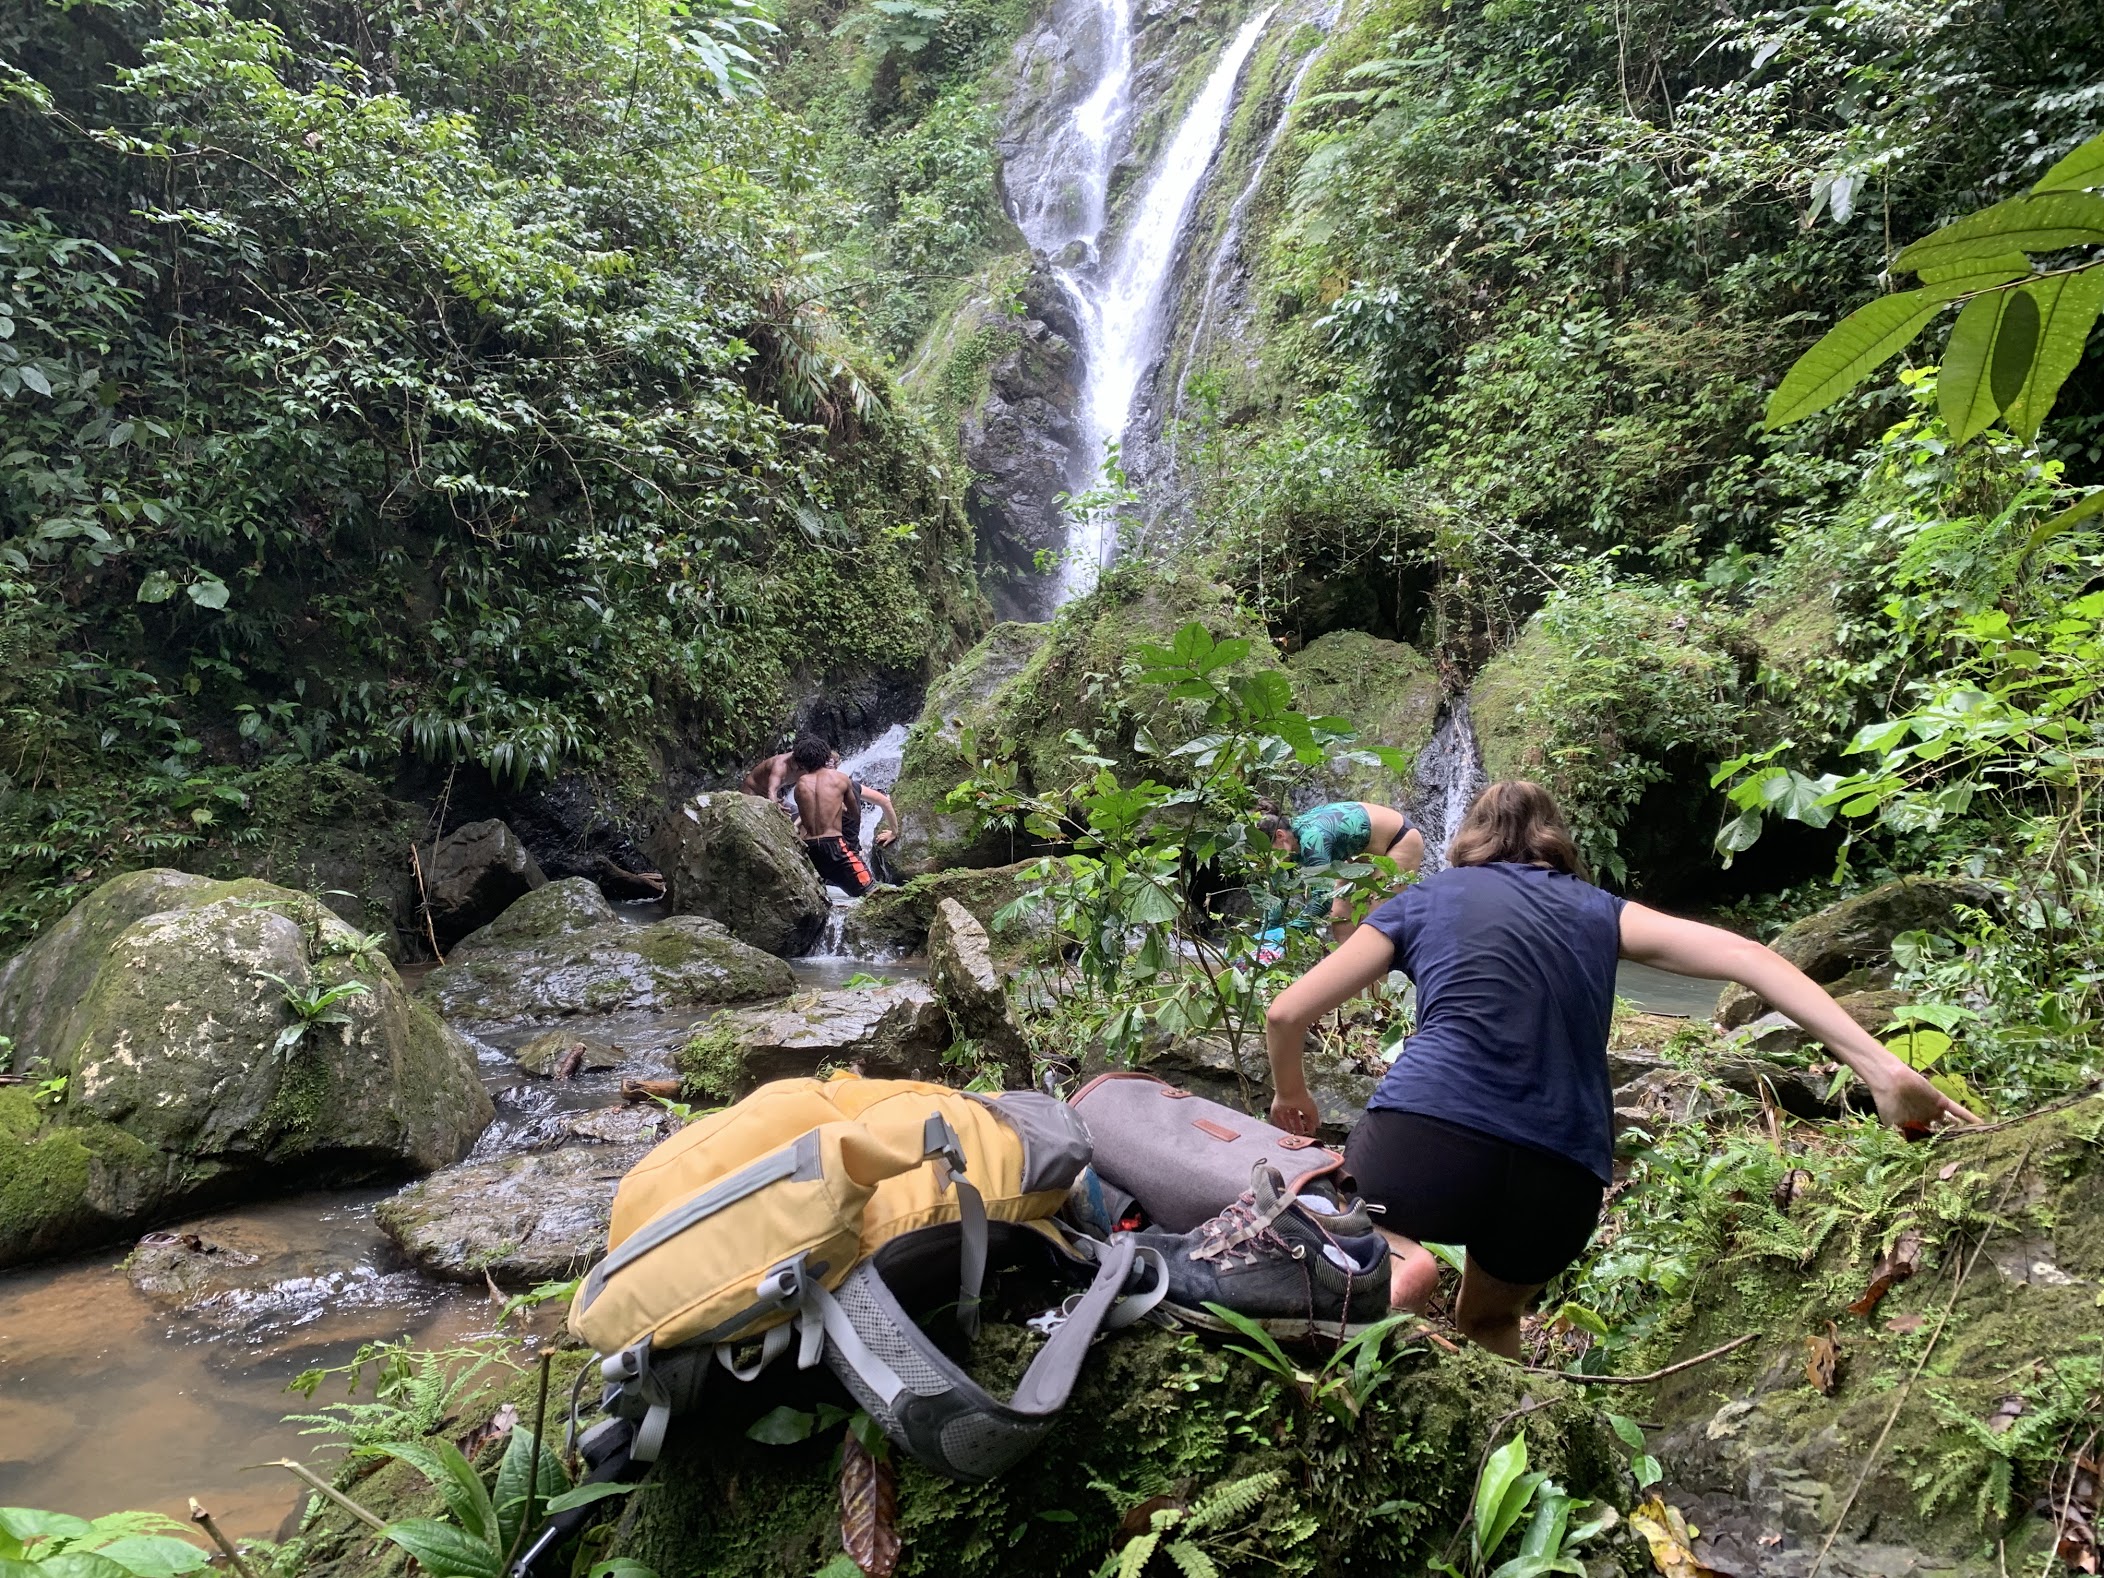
0,0,983,945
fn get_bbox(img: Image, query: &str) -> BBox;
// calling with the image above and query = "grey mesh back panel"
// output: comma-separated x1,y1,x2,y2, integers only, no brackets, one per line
1070,1073,1343,1231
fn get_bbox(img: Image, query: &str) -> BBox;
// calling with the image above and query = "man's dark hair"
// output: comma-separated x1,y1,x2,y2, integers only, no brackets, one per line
790,733,832,772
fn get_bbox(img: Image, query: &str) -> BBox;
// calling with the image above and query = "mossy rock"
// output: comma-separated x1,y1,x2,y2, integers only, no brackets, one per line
653,792,831,957
374,1144,646,1286
844,861,1048,957
1286,629,1442,804
452,878,616,956
420,913,795,1023
0,869,491,1266
679,983,952,1104
1644,1097,2104,1574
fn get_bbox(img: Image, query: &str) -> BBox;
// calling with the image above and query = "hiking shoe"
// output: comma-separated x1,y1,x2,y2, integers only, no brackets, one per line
1133,1162,1391,1338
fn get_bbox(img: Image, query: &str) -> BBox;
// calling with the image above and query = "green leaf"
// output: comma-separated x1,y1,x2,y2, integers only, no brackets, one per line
186,576,230,611
1988,287,2041,411
491,1427,565,1556
18,1557,135,1578
0,1513,96,1545
584,1562,659,1578
537,1483,638,1516
1998,269,2104,440
17,364,51,397
2034,488,2104,539
83,1538,209,1578
1765,290,1947,428
377,1439,496,1547
1916,253,2031,289
2034,132,2104,194
745,1406,816,1445
1472,1436,1533,1564
1892,193,2104,275
134,569,177,604
1200,1303,1301,1381
380,1518,502,1578
1606,1413,1647,1451
1938,292,2013,443
1884,1028,1951,1072
1550,1302,1610,1338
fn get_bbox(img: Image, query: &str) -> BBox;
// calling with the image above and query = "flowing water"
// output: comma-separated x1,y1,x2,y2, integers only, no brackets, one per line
1409,700,1487,875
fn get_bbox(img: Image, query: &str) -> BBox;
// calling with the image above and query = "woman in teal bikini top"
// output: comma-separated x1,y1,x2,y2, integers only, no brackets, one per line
1259,800,1426,942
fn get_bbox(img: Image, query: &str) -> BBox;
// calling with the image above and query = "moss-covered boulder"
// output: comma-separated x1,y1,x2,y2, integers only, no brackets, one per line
681,983,952,1103
511,1028,626,1077
0,869,491,1266
1286,629,1442,805
420,906,794,1023
653,792,831,957
844,860,1047,957
889,573,1281,877
1714,876,2001,1027
1643,1097,2104,1575
374,1144,644,1286
452,877,616,955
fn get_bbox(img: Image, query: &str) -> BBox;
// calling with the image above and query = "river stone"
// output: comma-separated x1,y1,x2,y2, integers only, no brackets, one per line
125,1229,262,1304
513,1029,626,1078
420,911,794,1022
653,792,829,957
1715,878,1999,1028
844,860,1047,957
681,983,952,1103
563,1104,678,1148
424,819,547,945
927,899,1026,1066
0,870,492,1267
375,1145,646,1286
451,877,616,957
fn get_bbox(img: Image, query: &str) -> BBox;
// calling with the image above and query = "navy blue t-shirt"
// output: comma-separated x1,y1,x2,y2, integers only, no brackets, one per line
1363,863,1625,1183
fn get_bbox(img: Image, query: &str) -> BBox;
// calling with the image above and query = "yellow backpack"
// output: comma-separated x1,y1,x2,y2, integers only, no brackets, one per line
570,1074,1086,1360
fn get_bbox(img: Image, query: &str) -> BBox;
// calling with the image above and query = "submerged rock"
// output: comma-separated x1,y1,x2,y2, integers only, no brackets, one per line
562,1104,678,1148
424,819,547,946
681,984,952,1103
927,898,1026,1070
374,1145,646,1286
0,870,492,1267
420,891,794,1022
512,1029,626,1078
1715,877,1998,1028
653,792,830,957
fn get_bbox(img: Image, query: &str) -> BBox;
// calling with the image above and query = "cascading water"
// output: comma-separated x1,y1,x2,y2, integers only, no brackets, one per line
1002,0,1135,258
1055,7,1277,601
809,722,911,954
1410,700,1485,875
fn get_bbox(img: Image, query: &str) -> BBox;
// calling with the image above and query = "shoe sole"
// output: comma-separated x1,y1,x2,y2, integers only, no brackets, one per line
1162,1299,1389,1341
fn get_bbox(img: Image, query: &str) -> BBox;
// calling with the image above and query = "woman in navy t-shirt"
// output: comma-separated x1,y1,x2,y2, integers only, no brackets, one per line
1263,780,1977,1358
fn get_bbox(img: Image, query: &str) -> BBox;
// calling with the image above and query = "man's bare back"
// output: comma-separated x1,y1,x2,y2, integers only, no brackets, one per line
742,751,796,801
792,767,855,841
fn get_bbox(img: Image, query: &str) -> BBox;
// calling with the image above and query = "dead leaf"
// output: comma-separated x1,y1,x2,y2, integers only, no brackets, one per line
1771,1169,1811,1213
1885,1313,1927,1335
1986,1395,2026,1435
1630,1496,1726,1578
1847,1228,1925,1317
840,1428,900,1578
1117,1495,1181,1544
458,1401,518,1459
485,1270,505,1305
1938,1161,1960,1182
1804,1322,1841,1395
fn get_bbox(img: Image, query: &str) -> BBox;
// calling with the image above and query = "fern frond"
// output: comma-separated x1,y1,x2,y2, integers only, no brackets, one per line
1115,1532,1160,1578
1164,1540,1221,1578
1181,1470,1282,1536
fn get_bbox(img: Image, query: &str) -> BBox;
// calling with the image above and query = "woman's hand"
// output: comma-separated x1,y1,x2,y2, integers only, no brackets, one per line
1863,1060,1980,1133
1270,1086,1320,1137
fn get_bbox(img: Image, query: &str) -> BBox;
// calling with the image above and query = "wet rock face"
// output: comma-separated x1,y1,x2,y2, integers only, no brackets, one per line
1715,877,1999,1028
452,877,615,955
424,819,547,946
420,902,795,1023
375,1145,647,1286
0,870,492,1267
653,792,830,958
512,1029,626,1078
927,899,1027,1071
889,622,1049,876
681,984,953,1103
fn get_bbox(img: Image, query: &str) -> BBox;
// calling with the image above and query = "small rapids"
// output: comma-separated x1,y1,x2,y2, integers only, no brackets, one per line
1410,700,1486,874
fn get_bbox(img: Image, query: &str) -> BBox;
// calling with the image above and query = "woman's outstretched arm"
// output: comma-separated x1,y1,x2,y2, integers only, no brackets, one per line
1264,925,1396,1134
1619,903,1979,1131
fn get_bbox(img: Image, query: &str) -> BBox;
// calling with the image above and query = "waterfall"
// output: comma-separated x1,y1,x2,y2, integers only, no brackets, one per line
1003,0,1135,260
1410,701,1485,875
1056,7,1277,601
1176,3,1341,411
837,722,908,851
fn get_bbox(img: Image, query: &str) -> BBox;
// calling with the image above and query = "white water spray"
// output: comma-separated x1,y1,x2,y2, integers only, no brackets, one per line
1056,7,1277,601
1410,701,1485,875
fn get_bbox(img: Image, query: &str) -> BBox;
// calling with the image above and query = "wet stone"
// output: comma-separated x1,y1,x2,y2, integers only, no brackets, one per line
374,1146,648,1287
681,983,952,1104
563,1104,678,1149
513,1029,626,1078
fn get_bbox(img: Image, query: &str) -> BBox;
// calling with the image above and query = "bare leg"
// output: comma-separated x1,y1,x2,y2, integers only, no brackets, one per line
1375,1227,1442,1311
1453,1253,1544,1361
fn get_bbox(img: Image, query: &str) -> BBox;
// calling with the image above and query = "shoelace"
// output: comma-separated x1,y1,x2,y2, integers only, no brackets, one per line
1189,1186,1294,1267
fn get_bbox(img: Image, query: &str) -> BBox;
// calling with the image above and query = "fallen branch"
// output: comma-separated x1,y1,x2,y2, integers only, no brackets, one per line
262,1458,389,1532
189,1499,259,1578
408,843,445,966
1524,1331,1757,1387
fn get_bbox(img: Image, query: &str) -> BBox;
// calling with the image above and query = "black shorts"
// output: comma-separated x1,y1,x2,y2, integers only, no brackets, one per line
806,835,875,897
1343,1108,1604,1286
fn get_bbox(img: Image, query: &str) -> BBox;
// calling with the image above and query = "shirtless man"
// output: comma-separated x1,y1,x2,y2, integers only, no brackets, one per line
741,742,807,808
1258,800,1427,943
790,735,877,896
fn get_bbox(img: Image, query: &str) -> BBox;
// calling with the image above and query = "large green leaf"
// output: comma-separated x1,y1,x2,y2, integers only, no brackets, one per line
1987,287,2041,411
80,1539,208,1578
380,1519,502,1578
377,1440,496,1547
2034,132,2104,194
1937,292,2012,443
1472,1436,1533,1564
1765,289,1946,428
491,1427,567,1557
1998,269,2104,440
1892,193,2104,275
537,1483,639,1517
17,1557,134,1578
0,1514,94,1547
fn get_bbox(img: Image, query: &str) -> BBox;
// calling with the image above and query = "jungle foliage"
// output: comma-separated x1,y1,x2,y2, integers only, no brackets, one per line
0,0,981,946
